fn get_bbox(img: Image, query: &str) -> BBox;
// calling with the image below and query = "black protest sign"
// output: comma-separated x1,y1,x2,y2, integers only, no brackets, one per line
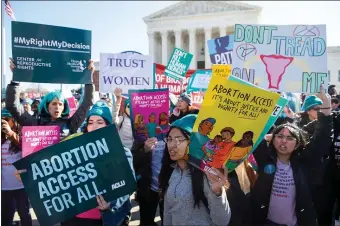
13,125,136,226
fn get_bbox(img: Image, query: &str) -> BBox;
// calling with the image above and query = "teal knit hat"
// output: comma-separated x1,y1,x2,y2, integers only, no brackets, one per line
124,99,129,110
170,114,197,134
87,101,113,124
1,108,12,118
301,95,323,111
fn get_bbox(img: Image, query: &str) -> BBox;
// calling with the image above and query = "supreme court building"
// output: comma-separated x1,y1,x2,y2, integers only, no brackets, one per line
143,1,262,69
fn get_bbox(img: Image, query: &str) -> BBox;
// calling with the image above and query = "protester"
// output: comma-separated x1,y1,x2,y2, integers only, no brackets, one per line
31,98,41,118
21,98,33,115
6,59,95,139
250,88,332,226
60,101,134,226
159,114,231,225
169,93,199,124
1,109,32,226
132,136,165,226
295,95,323,130
113,88,133,150
328,84,337,97
332,98,340,111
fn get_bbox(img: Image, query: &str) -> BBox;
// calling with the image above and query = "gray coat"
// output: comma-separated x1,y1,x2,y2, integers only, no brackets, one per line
164,164,231,226
6,82,95,138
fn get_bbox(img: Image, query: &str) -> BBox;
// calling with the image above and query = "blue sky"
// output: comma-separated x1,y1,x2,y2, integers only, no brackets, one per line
2,1,340,91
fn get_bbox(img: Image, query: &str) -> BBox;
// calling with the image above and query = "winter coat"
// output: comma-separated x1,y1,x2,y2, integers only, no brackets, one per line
250,112,332,226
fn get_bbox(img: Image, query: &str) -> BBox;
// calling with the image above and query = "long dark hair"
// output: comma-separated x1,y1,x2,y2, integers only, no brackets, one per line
158,126,209,209
1,118,21,153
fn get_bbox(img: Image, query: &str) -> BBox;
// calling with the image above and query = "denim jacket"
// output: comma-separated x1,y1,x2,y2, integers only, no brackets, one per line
101,147,136,226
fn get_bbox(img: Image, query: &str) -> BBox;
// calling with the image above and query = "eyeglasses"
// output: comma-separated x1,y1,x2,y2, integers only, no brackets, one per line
164,137,188,146
311,107,321,111
274,134,297,142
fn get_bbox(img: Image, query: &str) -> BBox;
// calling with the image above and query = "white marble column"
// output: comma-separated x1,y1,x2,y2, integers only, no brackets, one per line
219,26,227,37
161,31,168,65
204,27,212,69
148,31,155,58
175,30,182,49
189,29,196,69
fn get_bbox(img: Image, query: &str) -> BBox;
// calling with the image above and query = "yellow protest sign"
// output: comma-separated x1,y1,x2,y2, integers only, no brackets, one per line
188,64,280,172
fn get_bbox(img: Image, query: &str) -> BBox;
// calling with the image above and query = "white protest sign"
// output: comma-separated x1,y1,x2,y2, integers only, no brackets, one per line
232,24,327,93
99,53,153,94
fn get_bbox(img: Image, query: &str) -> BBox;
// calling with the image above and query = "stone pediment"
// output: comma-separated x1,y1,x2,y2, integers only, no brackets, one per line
143,1,261,22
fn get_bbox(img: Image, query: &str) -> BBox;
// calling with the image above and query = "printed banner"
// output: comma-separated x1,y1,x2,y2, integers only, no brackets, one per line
99,53,153,94
187,70,212,93
188,65,280,172
154,63,203,108
128,89,170,142
164,48,193,81
22,126,60,158
11,21,92,84
207,35,234,64
67,97,77,118
13,125,136,226
232,24,327,93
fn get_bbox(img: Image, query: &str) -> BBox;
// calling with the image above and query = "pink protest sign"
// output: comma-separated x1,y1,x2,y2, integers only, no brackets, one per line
67,97,77,118
22,126,60,157
128,88,170,143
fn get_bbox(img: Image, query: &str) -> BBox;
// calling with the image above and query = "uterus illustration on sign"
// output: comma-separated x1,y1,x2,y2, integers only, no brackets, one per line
260,54,294,90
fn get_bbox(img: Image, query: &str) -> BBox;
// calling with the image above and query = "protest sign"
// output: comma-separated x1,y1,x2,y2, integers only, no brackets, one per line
232,24,327,93
154,63,203,108
164,48,193,81
187,70,212,93
128,88,170,142
99,53,153,94
11,21,92,84
13,125,136,226
67,97,77,118
188,64,280,172
22,126,60,157
207,35,234,64
228,75,289,153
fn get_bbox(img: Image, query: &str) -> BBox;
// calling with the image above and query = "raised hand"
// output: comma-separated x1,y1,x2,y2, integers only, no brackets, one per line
9,57,15,72
113,88,123,98
205,167,228,196
144,137,158,152
316,85,331,115
2,120,13,136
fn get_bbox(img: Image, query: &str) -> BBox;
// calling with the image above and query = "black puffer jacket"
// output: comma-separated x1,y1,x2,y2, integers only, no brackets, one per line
250,112,332,226
6,81,95,138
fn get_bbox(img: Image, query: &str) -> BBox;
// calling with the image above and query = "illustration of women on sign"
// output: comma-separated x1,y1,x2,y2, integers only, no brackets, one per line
156,112,169,141
202,135,223,162
189,118,216,168
146,112,157,138
225,131,254,169
206,127,236,169
134,113,148,142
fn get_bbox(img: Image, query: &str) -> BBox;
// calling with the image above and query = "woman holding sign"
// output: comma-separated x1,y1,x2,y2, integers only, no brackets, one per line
6,58,95,139
159,114,231,226
250,88,332,226
169,93,199,124
61,101,134,226
1,109,32,226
